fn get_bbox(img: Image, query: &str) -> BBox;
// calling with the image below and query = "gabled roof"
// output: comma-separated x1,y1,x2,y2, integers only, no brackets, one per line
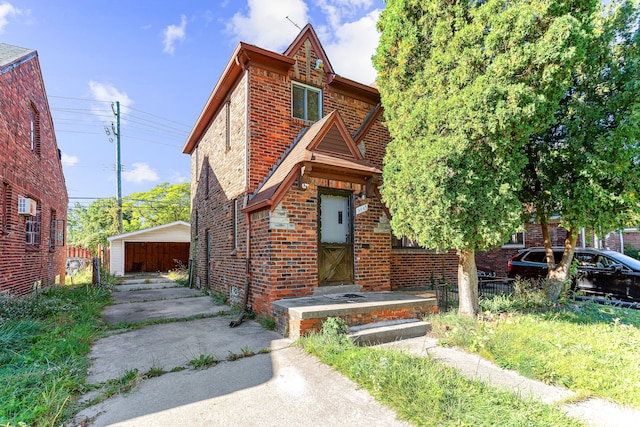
284,24,334,76
0,43,36,73
107,221,191,242
244,110,381,213
182,24,380,155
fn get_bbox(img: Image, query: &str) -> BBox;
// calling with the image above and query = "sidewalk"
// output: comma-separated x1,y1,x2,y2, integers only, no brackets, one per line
378,336,640,427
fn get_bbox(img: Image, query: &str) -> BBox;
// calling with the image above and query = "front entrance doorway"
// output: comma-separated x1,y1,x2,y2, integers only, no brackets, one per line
318,190,353,286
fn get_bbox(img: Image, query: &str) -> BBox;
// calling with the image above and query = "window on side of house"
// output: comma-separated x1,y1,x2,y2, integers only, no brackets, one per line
1,182,8,234
292,82,321,122
26,209,41,248
225,100,231,150
30,102,41,154
392,235,423,249
205,161,210,197
232,198,238,250
194,209,198,240
502,230,525,248
49,210,65,250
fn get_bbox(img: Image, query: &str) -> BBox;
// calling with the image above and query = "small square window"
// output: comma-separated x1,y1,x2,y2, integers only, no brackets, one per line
292,82,322,122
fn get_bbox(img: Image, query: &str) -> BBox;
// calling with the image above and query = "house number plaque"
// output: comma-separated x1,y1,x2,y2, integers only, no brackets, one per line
356,204,368,215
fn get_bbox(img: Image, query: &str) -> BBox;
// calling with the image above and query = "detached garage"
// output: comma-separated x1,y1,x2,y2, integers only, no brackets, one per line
108,221,191,276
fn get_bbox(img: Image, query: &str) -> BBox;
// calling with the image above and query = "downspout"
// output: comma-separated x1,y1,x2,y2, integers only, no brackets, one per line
230,54,252,328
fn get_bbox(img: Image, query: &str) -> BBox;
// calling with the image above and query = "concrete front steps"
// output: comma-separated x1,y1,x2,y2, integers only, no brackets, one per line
349,319,432,346
272,287,437,341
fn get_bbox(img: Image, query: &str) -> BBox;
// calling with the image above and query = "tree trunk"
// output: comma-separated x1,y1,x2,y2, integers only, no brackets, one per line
458,249,479,317
542,222,578,302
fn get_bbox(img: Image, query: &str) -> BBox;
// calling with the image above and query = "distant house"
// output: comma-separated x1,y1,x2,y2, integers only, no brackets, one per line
183,25,457,317
0,43,68,295
108,221,191,276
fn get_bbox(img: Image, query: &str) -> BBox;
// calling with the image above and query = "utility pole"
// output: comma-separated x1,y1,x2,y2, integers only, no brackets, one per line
112,101,122,233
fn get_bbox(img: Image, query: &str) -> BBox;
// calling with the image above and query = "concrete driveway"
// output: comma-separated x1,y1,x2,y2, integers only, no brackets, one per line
73,277,409,427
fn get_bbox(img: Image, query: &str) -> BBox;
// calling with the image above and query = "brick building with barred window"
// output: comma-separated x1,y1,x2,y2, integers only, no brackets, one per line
0,43,68,295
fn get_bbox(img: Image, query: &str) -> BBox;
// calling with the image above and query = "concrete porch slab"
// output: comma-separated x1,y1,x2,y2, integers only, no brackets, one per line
272,291,437,339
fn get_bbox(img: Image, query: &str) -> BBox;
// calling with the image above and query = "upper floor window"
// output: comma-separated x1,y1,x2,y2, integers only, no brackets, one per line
292,82,321,122
225,100,231,150
30,103,41,154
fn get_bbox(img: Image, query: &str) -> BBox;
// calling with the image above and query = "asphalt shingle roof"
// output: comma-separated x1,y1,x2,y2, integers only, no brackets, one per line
0,42,35,70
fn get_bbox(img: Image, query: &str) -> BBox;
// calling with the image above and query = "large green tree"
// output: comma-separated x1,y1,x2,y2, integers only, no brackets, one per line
122,182,190,232
67,198,120,254
67,182,190,253
521,0,640,299
374,0,596,315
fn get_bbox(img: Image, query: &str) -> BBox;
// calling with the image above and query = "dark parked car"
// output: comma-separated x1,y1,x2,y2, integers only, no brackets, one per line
507,247,640,302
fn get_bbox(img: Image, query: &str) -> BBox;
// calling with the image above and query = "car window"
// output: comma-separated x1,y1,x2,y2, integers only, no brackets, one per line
605,251,640,270
575,253,598,266
523,252,546,263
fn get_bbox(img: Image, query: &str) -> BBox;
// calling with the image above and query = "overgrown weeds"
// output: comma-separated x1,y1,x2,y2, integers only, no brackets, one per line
167,259,189,287
0,283,111,426
299,325,580,426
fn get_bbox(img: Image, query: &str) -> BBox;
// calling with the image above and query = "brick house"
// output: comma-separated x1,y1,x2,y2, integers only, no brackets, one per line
183,25,457,317
0,43,68,295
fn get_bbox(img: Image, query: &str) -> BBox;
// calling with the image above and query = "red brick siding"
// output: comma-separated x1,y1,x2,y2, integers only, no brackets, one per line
391,250,458,289
190,74,247,295
0,52,68,295
353,193,391,291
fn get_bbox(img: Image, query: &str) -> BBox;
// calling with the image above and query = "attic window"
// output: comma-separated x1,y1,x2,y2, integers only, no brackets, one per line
292,82,321,122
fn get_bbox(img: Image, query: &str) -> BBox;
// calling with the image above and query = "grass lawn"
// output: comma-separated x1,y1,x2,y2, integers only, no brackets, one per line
0,275,113,426
429,299,640,409
300,332,583,427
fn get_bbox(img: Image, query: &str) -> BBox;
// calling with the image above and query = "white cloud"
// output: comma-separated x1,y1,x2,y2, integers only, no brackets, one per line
163,15,187,55
88,81,134,121
0,1,21,34
123,163,159,183
170,172,188,184
61,152,79,167
322,10,380,84
227,0,308,51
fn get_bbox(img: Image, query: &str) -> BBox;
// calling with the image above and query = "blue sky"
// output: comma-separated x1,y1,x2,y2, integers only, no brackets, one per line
0,0,384,206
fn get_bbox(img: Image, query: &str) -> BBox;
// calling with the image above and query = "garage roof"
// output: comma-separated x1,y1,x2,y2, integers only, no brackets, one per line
107,221,191,242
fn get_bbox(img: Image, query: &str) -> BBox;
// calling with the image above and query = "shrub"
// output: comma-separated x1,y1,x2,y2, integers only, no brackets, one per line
321,317,349,336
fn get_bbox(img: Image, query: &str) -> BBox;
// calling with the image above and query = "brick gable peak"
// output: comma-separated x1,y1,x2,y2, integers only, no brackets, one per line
283,24,334,76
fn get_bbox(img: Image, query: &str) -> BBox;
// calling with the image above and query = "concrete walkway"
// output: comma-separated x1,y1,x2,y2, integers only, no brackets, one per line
72,278,409,427
73,277,640,426
378,336,640,427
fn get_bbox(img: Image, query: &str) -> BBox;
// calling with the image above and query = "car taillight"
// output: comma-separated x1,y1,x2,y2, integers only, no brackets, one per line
507,254,517,272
